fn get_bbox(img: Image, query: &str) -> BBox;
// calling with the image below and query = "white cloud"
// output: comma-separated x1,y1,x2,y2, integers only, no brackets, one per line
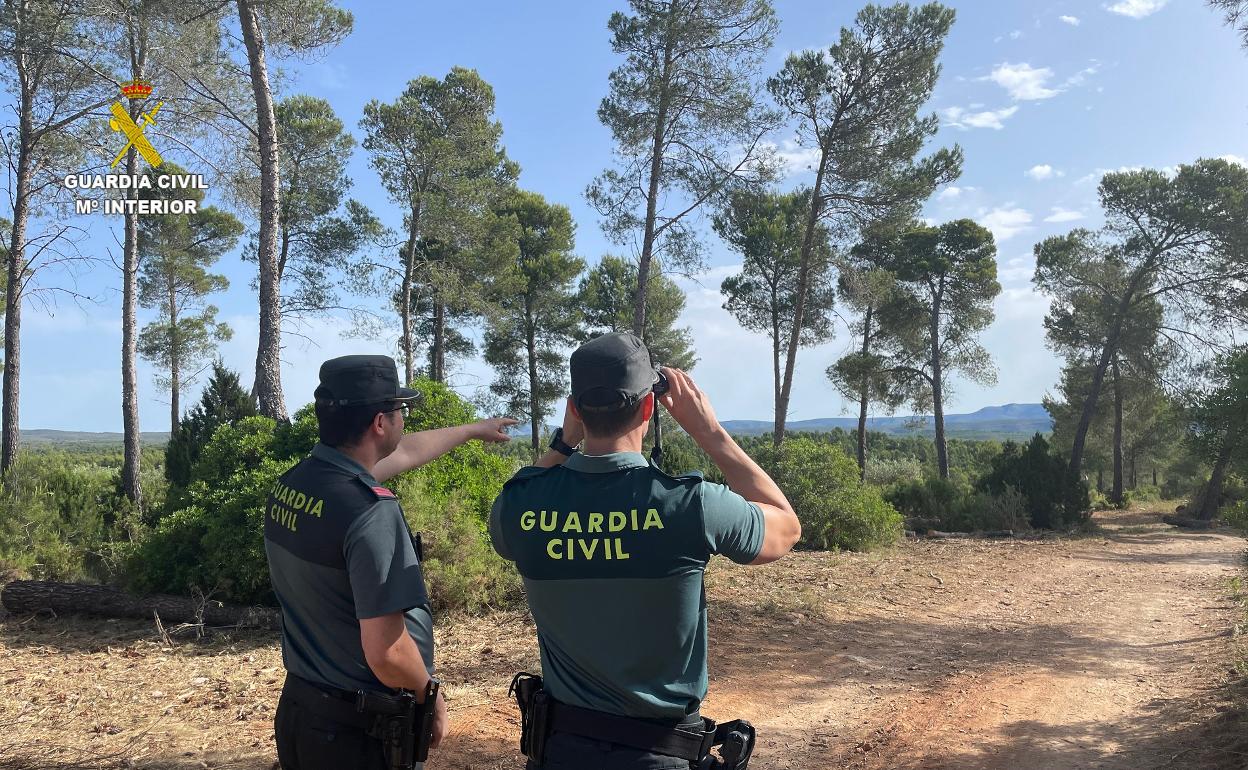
998,255,1036,284
764,138,822,177
1044,207,1085,223
1059,15,1081,25
1107,0,1168,19
937,186,962,200
1025,164,1065,180
980,206,1033,242
941,105,1018,130
984,62,1060,100
1009,30,1023,39
1063,62,1100,88
1221,154,1248,167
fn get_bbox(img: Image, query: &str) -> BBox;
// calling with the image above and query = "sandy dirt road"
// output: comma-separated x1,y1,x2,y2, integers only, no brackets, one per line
1,506,1244,769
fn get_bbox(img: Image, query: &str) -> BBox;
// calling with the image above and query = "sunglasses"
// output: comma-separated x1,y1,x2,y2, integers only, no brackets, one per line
380,402,411,417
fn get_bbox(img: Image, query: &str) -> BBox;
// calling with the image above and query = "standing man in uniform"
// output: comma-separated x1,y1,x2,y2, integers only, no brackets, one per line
489,333,801,769
265,354,517,770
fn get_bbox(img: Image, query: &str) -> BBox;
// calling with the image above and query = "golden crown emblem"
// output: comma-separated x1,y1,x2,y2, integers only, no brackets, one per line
120,79,153,100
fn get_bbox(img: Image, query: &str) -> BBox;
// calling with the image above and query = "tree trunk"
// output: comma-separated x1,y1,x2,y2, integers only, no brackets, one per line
121,138,143,510
2,135,29,475
1,580,279,630
1197,441,1236,521
401,227,417,385
238,0,286,421
770,289,782,448
1110,356,1124,506
1097,467,1104,492
431,300,445,382
525,296,540,463
776,147,829,447
632,22,676,337
1152,466,1157,487
930,301,949,480
169,276,180,436
856,304,874,482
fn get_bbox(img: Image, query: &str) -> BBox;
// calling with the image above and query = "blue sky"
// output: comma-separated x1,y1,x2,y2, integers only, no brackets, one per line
10,0,1248,432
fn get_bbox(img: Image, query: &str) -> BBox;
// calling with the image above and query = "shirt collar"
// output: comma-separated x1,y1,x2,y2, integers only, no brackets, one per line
311,442,375,481
562,451,650,474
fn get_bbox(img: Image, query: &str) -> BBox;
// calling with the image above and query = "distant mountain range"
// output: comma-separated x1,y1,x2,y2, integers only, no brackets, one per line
21,429,171,447
24,403,1051,446
720,403,1052,440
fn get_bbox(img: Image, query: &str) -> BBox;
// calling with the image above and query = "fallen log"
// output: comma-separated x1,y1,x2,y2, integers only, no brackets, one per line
0,580,280,630
924,529,1015,539
1162,515,1216,530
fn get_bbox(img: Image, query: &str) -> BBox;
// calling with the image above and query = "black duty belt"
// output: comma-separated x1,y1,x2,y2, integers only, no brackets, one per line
283,674,375,729
510,672,755,768
549,699,715,761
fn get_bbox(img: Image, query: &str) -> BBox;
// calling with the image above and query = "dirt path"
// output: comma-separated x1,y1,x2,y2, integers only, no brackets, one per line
1,506,1244,769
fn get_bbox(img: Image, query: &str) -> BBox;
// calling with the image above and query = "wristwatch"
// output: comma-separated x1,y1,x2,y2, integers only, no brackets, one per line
549,427,577,457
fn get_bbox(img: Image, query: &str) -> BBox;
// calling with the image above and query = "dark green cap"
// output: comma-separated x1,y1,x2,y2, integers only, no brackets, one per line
570,332,660,413
317,355,420,407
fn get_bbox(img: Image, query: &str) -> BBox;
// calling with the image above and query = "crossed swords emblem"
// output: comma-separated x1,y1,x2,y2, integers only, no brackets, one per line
109,100,164,168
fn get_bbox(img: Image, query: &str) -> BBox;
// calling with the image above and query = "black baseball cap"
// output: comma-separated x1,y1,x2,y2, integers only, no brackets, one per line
570,332,660,413
317,355,420,407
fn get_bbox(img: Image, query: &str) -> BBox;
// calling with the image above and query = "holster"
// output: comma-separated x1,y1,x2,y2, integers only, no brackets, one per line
509,672,550,763
359,678,439,770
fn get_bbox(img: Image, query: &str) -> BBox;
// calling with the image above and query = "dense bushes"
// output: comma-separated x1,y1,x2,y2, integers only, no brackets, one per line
978,433,1089,529
129,379,521,612
754,437,902,551
0,449,161,581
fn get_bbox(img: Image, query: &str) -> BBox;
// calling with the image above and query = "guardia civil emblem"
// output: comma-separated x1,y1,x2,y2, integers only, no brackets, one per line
109,79,164,168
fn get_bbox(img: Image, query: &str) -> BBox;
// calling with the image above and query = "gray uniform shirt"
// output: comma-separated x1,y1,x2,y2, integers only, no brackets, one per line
264,443,434,692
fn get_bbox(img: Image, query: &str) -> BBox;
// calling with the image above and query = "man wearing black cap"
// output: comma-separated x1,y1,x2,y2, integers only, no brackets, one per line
265,354,516,770
489,333,801,769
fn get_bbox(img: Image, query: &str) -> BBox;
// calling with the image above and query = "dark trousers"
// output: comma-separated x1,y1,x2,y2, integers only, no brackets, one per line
275,680,389,770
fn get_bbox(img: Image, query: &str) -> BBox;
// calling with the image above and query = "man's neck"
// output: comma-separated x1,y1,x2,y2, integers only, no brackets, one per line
581,429,646,457
335,442,382,476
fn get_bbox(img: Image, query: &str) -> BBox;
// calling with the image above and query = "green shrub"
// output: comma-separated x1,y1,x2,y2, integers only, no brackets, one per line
959,487,1031,532
1132,484,1162,502
390,474,520,613
0,452,137,581
885,477,964,531
1223,500,1248,533
864,457,924,487
754,437,902,551
128,380,522,613
978,433,1089,529
127,416,304,604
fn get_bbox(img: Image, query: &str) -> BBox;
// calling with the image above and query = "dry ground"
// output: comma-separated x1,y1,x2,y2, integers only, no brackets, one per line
2,503,1246,769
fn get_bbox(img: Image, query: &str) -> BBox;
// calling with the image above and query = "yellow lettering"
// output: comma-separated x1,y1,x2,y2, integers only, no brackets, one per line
293,492,306,511
540,510,558,532
631,508,639,530
588,512,604,533
546,538,563,559
643,508,664,530
609,511,626,532
614,538,629,559
308,498,323,518
521,510,536,531
563,511,583,533
578,539,599,559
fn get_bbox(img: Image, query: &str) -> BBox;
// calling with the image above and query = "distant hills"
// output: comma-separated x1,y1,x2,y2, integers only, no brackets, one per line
22,403,1052,447
21,429,170,447
721,403,1052,440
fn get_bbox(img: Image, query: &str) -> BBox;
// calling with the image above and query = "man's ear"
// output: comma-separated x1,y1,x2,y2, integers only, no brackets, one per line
640,392,655,423
568,397,582,423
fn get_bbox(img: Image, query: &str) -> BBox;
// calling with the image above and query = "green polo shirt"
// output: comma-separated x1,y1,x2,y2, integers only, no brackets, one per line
489,451,764,720
264,443,434,693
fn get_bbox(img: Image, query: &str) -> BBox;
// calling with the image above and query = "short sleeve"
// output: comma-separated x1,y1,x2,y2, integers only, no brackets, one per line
488,495,513,562
343,501,428,619
699,482,765,565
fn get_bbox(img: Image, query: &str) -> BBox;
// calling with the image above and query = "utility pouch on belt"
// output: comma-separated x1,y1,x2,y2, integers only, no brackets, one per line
507,672,755,769
359,677,439,770
509,672,550,763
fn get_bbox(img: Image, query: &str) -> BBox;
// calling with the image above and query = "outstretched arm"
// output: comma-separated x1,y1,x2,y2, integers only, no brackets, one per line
373,418,518,483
